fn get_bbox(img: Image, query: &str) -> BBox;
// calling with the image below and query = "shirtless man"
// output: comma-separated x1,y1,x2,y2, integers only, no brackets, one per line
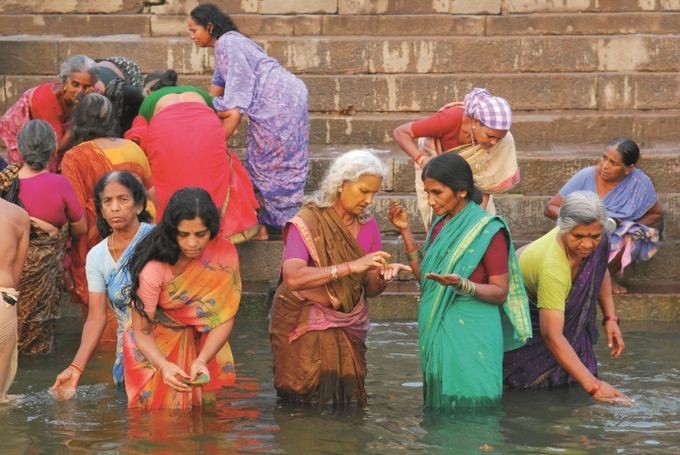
0,198,30,402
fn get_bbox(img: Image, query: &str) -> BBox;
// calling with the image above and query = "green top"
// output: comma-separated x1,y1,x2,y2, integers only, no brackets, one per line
519,226,572,311
138,85,213,122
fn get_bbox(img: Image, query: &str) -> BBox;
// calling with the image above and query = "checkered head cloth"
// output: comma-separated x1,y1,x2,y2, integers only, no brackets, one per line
463,88,512,131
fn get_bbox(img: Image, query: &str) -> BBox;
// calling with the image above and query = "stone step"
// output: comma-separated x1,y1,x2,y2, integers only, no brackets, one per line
236,232,680,283
2,34,680,76
3,11,679,38
238,279,680,321
301,145,680,195
5,72,680,114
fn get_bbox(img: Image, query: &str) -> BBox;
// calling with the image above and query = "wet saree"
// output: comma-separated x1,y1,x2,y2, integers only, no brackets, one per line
101,223,154,386
415,131,520,227
270,205,370,407
17,225,70,356
419,202,531,408
124,236,241,409
503,237,609,389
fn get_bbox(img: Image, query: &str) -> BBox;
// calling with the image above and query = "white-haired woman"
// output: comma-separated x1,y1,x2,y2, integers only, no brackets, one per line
269,149,410,407
504,191,631,404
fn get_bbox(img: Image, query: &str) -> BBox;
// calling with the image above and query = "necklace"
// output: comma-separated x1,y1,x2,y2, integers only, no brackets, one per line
469,126,492,175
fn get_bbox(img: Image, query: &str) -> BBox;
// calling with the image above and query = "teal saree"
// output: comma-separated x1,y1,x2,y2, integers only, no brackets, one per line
419,202,531,408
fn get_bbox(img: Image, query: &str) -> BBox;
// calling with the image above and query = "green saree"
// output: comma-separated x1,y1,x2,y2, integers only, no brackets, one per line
418,202,531,408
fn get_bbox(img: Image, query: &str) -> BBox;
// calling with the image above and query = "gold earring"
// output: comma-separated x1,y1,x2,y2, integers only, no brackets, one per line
338,187,343,193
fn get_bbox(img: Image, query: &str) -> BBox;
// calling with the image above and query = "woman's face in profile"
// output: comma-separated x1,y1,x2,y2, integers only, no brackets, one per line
188,18,213,47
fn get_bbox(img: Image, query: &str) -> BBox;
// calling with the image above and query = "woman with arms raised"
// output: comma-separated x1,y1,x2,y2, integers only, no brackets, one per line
270,150,409,407
388,153,531,409
51,171,154,399
544,138,663,294
188,3,309,239
125,187,240,409
0,120,86,355
505,191,631,404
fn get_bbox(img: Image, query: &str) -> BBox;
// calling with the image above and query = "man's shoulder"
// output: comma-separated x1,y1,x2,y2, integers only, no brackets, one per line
0,199,29,223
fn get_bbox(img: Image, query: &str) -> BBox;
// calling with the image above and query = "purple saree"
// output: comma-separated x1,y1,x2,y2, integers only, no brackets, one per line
503,237,609,389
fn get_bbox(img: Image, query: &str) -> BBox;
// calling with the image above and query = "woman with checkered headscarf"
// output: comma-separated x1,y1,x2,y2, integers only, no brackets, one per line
393,87,520,228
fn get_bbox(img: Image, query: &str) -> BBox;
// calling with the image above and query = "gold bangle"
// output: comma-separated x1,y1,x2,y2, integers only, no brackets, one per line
329,265,338,281
406,249,422,262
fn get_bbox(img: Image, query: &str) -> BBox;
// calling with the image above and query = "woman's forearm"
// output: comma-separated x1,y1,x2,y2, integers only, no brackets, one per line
71,297,108,369
544,332,597,390
283,260,354,291
400,228,422,280
220,109,242,138
364,269,388,297
131,311,169,369
196,319,234,364
393,123,421,162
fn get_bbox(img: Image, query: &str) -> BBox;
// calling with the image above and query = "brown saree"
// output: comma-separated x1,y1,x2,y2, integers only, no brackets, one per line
269,205,370,407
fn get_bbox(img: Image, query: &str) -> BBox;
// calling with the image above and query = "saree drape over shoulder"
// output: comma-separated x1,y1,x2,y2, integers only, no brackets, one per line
124,237,241,410
419,202,531,409
415,130,520,226
503,237,609,389
270,205,370,407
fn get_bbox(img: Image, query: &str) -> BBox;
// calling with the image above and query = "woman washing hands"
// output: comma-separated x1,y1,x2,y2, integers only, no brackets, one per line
388,153,531,409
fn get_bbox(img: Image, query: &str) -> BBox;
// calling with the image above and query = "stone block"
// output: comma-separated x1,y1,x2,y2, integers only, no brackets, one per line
486,12,680,36
0,14,150,37
259,0,337,14
262,38,369,73
597,74,680,110
148,0,257,15
502,0,679,13
338,0,450,14
0,0,146,14
321,14,485,35
450,0,501,14
3,76,53,108
0,38,59,75
151,13,322,37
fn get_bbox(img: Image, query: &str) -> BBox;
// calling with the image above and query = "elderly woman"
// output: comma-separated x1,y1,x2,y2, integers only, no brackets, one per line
0,120,86,355
505,191,631,404
545,138,663,294
93,57,145,136
393,87,520,227
189,3,309,239
51,171,153,399
125,187,240,409
61,93,155,310
388,153,531,409
270,150,409,407
0,55,97,172
124,69,259,243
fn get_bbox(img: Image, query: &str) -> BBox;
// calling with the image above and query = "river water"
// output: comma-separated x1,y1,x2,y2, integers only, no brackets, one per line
1,319,678,454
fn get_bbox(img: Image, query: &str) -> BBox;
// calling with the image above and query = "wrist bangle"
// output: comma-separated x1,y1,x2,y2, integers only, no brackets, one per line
587,379,601,396
329,265,338,281
602,316,620,326
406,248,422,262
69,362,83,375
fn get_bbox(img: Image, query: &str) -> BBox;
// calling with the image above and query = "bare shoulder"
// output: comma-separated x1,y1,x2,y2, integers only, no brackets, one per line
0,199,29,225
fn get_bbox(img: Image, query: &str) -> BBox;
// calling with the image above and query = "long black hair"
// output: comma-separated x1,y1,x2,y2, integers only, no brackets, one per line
144,69,178,93
190,3,238,39
93,171,153,238
422,153,483,204
128,187,220,321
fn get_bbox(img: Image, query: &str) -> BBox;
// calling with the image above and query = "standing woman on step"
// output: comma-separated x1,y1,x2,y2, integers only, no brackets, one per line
388,153,531,409
188,3,309,240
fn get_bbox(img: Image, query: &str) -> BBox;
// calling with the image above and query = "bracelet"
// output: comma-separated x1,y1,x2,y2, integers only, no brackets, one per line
329,265,338,281
414,153,425,168
587,379,601,396
406,248,422,262
69,362,84,375
455,278,476,297
602,316,620,326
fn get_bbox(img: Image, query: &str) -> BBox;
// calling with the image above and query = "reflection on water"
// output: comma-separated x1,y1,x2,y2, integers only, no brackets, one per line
1,319,679,454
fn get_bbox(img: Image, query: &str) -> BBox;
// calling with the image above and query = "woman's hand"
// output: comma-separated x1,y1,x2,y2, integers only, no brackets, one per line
425,273,463,287
50,366,81,400
380,263,412,282
591,380,634,405
604,321,625,357
388,201,410,231
30,217,58,236
189,359,210,384
159,361,192,393
349,251,391,274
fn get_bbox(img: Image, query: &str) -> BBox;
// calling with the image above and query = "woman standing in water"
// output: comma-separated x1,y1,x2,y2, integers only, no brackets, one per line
389,153,531,408
51,171,154,398
125,188,240,409
188,3,309,239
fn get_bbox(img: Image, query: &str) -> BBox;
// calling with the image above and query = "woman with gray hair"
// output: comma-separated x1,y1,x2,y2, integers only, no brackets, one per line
504,190,631,404
270,149,410,407
0,55,97,171
0,120,86,355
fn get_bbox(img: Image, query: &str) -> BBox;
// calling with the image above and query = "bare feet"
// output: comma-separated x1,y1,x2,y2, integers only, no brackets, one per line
612,280,628,295
251,224,269,241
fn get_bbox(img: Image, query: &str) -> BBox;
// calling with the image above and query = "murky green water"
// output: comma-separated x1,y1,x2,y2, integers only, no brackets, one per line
1,319,678,454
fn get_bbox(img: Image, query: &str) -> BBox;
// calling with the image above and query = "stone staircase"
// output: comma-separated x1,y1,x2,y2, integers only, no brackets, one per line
1,0,679,320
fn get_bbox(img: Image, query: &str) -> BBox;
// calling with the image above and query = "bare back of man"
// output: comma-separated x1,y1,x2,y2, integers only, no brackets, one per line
0,198,29,402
